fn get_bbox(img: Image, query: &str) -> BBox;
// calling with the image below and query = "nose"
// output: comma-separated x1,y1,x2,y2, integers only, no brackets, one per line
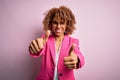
57,24,61,28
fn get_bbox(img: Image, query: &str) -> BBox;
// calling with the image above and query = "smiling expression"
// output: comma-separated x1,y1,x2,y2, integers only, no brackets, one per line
51,17,67,37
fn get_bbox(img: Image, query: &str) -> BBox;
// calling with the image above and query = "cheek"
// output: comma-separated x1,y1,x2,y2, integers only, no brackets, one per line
51,26,55,32
63,26,67,31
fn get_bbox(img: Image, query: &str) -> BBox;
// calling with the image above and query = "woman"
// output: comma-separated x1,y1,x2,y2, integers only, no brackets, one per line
29,6,85,80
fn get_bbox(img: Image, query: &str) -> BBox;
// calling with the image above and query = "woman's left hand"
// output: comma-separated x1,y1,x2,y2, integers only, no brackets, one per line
64,44,78,69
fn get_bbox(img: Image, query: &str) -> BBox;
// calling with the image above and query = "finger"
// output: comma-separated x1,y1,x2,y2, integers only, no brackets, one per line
69,43,76,56
64,61,77,65
65,64,77,69
29,48,34,54
32,40,40,52
30,44,37,54
65,67,73,69
64,57,74,62
36,38,44,49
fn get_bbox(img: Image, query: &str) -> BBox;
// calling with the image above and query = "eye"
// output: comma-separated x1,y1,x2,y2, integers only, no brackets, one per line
52,21,58,25
60,22,65,25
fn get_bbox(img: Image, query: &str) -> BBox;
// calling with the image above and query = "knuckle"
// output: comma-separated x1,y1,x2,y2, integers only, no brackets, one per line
32,40,35,42
37,38,41,41
73,61,76,65
39,38,43,43
30,44,33,48
36,49,40,52
64,62,67,65
73,64,76,68
64,57,67,61
32,40,36,44
70,57,74,61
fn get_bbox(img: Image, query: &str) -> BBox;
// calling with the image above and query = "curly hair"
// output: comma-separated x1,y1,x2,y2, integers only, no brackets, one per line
42,6,76,35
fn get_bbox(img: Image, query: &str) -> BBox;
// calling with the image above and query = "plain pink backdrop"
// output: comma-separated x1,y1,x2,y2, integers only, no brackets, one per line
0,0,120,80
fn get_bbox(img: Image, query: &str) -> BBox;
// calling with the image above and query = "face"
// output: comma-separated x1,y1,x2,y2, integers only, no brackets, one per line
51,19,67,37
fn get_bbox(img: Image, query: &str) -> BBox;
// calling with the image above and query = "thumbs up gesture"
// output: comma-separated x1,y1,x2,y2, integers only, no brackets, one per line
29,30,51,54
64,44,78,69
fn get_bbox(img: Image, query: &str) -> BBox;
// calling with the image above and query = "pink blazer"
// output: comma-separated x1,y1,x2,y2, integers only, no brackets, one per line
30,35,85,80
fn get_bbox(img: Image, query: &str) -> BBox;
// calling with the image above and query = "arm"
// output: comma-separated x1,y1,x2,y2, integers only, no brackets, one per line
74,39,85,68
28,30,51,58
29,43,46,58
64,39,85,69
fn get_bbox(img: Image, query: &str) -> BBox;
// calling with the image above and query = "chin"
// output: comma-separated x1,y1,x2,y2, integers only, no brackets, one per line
55,33,64,36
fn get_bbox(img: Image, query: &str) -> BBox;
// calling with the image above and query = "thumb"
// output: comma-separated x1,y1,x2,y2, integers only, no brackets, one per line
44,30,51,41
43,30,51,45
69,43,76,56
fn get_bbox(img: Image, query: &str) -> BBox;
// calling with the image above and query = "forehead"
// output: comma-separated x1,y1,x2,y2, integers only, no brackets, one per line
52,13,66,22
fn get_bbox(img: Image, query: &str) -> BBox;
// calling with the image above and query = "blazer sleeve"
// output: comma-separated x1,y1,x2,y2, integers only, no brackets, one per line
29,35,46,58
73,39,85,68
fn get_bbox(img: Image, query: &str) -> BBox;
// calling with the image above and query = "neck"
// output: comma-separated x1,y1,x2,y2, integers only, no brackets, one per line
54,34,64,42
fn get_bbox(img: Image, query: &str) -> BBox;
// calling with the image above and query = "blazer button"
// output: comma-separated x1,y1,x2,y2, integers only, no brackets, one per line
59,73,62,76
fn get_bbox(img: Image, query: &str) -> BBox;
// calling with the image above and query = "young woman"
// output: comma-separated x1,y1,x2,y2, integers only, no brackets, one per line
29,6,85,80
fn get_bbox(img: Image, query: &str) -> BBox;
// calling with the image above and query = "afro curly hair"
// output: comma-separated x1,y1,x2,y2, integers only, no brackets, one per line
42,6,76,35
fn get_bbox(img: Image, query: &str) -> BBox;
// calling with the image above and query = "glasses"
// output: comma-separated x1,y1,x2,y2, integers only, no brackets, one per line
52,21,66,27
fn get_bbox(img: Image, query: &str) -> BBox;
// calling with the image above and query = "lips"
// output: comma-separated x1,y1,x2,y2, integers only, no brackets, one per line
56,30,62,33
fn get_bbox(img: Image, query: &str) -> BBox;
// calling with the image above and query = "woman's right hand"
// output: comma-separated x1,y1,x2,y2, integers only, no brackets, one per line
29,30,51,54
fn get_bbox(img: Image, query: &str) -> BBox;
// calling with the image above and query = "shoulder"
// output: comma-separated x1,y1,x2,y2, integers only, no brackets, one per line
66,35,79,44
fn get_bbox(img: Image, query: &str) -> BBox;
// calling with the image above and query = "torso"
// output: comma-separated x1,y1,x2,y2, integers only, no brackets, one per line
55,41,62,53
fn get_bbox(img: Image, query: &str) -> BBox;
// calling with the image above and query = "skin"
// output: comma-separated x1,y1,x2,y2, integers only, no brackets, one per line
29,19,78,69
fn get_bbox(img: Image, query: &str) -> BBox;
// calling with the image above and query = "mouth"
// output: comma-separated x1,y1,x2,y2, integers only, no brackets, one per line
55,29,62,33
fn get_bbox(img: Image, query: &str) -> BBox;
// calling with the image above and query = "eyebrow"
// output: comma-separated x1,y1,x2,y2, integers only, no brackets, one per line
52,21,65,23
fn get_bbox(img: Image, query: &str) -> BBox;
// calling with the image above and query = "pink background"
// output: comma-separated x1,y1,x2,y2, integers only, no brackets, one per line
0,0,120,80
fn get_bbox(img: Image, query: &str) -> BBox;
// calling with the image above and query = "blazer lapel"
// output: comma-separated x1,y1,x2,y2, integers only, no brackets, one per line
59,35,69,57
49,35,70,66
49,35,55,65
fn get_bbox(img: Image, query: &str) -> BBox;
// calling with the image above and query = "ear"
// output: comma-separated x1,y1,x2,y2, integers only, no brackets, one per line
65,26,68,34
